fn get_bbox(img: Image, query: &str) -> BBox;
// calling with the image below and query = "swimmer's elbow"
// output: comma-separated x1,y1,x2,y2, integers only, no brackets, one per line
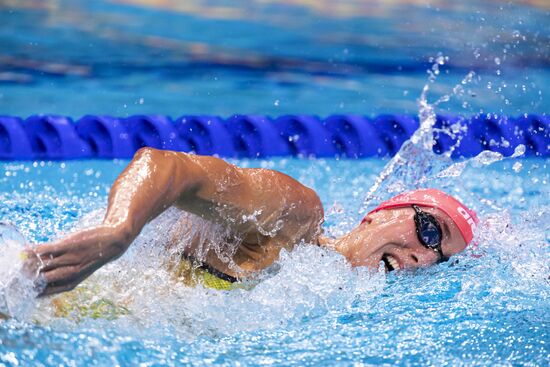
131,148,193,181
134,149,207,203
132,147,179,164
132,146,157,160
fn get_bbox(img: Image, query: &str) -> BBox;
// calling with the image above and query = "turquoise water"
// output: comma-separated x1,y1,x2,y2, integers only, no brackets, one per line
1,0,549,366
0,150,548,366
0,0,548,117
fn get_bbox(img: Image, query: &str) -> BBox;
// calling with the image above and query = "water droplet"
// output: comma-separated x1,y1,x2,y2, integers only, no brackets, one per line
288,134,300,142
494,57,501,65
511,144,526,158
512,162,523,173
439,95,450,103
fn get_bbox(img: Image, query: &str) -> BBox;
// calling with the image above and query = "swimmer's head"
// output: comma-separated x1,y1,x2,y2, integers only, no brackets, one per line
366,189,478,245
330,189,478,271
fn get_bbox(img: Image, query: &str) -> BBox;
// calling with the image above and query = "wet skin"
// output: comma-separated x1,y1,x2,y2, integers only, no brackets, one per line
320,206,467,271
26,148,469,296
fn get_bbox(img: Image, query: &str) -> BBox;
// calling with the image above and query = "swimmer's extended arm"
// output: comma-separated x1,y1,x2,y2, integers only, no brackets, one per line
33,147,322,295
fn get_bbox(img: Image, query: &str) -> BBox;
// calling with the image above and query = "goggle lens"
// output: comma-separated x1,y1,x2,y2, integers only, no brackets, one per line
412,205,445,260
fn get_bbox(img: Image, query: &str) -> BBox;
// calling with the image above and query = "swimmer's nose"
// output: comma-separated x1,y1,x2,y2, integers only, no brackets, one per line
408,249,440,268
406,252,430,269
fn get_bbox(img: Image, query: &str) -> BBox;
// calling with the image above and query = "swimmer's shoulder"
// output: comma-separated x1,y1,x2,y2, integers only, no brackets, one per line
244,167,324,225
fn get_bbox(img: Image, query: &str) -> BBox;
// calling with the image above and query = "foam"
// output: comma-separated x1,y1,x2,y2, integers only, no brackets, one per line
31,209,386,338
0,223,42,319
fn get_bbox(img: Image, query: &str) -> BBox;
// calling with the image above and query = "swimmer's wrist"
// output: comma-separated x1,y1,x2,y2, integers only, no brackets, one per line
106,224,134,254
92,220,140,263
100,218,130,240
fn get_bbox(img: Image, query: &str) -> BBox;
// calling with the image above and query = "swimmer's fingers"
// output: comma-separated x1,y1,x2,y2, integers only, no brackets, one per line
30,227,124,296
35,227,125,262
38,265,93,297
39,276,83,297
34,228,102,257
40,283,79,297
41,265,79,285
20,245,73,274
38,253,79,272
34,241,71,257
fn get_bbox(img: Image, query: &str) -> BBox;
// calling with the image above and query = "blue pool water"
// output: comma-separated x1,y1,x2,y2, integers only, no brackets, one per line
0,0,549,117
0,126,548,365
1,0,549,366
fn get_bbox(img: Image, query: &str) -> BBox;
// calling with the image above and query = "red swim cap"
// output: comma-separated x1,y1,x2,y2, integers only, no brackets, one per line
364,188,479,244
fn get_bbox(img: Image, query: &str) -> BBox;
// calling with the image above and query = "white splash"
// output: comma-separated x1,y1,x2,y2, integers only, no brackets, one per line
361,57,523,218
29,208,386,338
0,223,42,319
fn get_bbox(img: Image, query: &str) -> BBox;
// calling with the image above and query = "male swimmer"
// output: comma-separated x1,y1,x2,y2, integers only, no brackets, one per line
27,147,478,296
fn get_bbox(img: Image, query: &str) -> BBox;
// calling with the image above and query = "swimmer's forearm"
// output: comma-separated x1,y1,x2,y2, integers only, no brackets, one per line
101,147,203,248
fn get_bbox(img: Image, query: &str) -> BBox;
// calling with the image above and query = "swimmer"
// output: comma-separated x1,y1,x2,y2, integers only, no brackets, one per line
26,147,478,296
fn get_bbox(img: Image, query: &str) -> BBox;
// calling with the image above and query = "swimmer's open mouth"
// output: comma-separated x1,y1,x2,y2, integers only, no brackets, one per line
381,254,400,272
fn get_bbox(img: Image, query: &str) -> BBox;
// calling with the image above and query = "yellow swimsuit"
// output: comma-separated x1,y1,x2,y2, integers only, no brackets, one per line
171,257,240,291
51,258,241,321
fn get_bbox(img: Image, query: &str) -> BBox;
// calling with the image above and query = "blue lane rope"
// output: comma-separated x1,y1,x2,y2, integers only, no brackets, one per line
0,114,547,160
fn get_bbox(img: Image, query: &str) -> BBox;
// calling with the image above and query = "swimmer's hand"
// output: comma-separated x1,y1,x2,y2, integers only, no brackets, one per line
28,225,128,296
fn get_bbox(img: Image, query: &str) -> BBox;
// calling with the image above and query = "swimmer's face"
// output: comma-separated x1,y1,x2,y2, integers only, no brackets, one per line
338,206,467,271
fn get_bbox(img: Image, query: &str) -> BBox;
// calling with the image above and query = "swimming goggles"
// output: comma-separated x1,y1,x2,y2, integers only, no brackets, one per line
412,205,448,262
